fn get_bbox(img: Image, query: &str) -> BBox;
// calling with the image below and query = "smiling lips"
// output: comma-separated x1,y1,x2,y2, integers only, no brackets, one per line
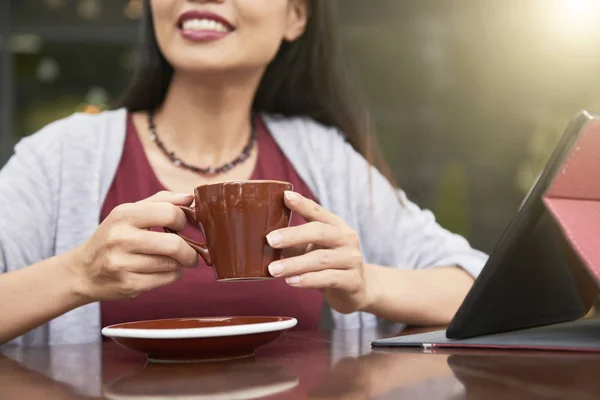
178,10,234,42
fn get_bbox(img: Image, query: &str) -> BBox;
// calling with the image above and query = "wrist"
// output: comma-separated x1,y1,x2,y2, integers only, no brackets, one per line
60,247,95,305
359,263,380,313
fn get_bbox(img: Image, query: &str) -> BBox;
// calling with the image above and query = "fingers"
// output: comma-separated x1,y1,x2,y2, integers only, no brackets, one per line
283,191,345,226
268,249,355,278
103,227,199,269
280,244,310,259
120,253,193,274
143,269,185,291
135,230,199,268
267,221,357,249
140,190,194,206
116,229,198,268
284,269,361,292
110,201,189,231
122,270,185,298
272,192,358,251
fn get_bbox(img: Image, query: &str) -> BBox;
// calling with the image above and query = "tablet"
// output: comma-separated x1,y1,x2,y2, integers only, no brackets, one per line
373,110,600,349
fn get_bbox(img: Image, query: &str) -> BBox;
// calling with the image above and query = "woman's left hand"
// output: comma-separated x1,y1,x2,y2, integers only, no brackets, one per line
266,191,374,314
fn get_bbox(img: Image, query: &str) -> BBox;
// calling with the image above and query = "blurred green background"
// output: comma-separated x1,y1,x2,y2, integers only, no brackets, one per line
2,0,600,253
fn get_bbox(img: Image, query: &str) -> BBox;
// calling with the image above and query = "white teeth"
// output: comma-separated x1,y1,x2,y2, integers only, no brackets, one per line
181,19,229,33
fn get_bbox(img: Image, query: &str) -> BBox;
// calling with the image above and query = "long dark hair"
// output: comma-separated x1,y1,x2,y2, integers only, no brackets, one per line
117,0,395,185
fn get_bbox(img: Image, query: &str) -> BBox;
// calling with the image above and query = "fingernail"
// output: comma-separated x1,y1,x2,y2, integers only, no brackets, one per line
284,191,301,202
266,232,282,247
268,261,284,276
176,193,192,197
286,276,301,285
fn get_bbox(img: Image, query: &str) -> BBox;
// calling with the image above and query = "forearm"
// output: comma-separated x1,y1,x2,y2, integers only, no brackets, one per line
0,251,90,345
362,264,474,326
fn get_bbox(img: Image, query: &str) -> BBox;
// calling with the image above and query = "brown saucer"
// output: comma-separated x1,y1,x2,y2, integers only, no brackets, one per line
101,316,297,363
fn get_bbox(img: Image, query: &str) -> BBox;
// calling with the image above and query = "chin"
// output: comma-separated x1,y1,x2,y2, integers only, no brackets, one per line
173,58,264,78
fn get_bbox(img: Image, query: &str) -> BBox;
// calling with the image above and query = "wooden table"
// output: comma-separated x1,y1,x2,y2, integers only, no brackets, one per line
2,327,600,399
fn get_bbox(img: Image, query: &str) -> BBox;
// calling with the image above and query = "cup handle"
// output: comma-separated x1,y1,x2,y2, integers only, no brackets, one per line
163,206,212,265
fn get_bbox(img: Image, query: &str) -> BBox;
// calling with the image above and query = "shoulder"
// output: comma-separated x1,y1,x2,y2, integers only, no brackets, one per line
15,108,127,156
262,112,372,188
263,113,375,184
262,113,352,157
262,113,376,188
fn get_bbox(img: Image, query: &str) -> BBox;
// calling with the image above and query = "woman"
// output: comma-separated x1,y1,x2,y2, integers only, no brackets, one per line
0,0,487,347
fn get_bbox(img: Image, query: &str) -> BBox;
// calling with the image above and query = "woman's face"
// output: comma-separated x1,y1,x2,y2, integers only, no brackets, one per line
150,0,308,75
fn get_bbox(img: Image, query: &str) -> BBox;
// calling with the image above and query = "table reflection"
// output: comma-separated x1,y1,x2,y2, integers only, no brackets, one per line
5,328,600,399
1,328,462,399
448,350,600,399
308,349,460,399
102,358,299,400
0,354,100,399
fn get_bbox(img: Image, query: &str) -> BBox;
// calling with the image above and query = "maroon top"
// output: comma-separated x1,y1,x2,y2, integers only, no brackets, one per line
100,115,324,330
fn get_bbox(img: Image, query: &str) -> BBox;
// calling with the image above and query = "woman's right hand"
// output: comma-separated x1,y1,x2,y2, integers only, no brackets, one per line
70,191,199,302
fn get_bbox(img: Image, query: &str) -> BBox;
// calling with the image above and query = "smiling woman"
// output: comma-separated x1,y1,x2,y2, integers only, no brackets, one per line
0,0,487,348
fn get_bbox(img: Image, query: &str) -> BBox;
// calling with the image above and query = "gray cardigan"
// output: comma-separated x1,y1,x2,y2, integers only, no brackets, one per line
0,108,488,347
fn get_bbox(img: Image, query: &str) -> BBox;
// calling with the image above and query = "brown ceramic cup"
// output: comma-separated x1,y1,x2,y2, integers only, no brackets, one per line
165,180,293,281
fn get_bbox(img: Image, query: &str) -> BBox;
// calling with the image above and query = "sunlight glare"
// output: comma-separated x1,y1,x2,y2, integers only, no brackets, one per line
553,0,600,35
